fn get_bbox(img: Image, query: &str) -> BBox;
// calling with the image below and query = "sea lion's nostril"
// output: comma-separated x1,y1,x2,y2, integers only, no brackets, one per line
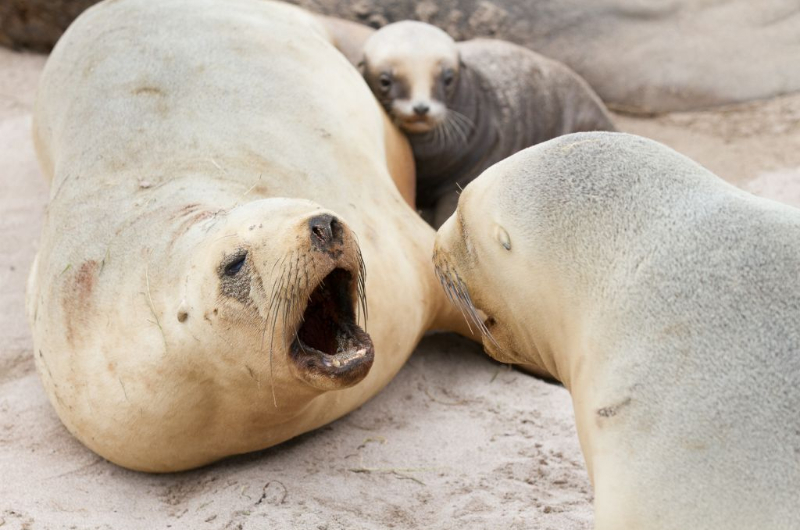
312,224,328,241
309,214,342,248
413,103,430,116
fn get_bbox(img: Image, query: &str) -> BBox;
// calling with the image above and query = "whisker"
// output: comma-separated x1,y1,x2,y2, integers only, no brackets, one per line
447,112,469,146
267,252,292,407
448,108,475,131
441,118,454,151
453,109,477,142
356,246,369,329
433,253,499,347
428,122,439,151
436,262,474,335
445,114,462,146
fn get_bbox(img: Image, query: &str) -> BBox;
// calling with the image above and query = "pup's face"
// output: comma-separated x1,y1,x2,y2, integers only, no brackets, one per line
361,22,460,134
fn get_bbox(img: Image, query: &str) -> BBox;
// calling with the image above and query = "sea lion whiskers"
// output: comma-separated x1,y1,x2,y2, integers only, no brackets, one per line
437,122,450,153
356,246,368,328
427,109,472,154
264,251,293,407
262,249,310,406
448,116,468,147
446,109,474,145
436,116,458,152
435,258,477,335
441,118,462,149
443,116,463,148
433,121,448,153
431,122,443,152
433,251,498,346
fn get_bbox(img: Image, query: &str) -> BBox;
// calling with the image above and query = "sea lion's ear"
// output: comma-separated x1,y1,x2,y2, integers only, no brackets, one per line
357,56,366,75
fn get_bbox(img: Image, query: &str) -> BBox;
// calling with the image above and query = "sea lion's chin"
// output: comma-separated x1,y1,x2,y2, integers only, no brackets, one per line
288,267,374,391
481,332,515,365
400,120,436,134
399,119,439,134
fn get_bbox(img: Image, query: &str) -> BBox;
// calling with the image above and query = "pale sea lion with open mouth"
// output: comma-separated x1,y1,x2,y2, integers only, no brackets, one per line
434,132,800,529
361,21,616,227
26,0,467,472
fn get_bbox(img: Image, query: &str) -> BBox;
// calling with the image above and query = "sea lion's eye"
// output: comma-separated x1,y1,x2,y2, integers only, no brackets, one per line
379,73,392,92
443,68,455,87
223,252,247,276
494,225,511,251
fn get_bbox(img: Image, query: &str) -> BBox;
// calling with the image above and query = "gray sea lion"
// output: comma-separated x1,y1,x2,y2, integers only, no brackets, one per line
434,132,800,529
360,21,616,227
26,0,468,472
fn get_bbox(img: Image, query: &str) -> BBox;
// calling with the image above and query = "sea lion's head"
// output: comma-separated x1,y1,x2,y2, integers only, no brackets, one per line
175,198,374,402
361,21,460,134
432,137,586,371
434,132,656,378
432,166,531,367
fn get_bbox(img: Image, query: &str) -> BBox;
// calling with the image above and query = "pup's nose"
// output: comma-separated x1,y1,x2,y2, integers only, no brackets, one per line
309,214,343,249
413,103,430,116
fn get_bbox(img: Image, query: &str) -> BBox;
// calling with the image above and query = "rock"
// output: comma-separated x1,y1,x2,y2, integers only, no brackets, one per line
0,0,99,52
2,0,798,111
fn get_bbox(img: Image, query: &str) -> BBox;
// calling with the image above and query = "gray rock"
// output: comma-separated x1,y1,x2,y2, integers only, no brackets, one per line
2,0,798,111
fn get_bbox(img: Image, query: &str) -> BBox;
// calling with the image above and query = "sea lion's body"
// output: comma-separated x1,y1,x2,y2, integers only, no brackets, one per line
27,0,462,472
435,132,800,529
360,22,615,227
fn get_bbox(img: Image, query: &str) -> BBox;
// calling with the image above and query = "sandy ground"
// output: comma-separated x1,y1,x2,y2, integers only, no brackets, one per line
1,46,799,529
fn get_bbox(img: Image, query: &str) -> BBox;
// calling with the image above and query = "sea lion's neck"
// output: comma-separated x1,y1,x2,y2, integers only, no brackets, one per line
408,66,498,205
527,305,607,486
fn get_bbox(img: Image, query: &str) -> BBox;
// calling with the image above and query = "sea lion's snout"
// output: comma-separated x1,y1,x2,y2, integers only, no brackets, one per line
309,213,344,251
413,102,430,116
285,212,374,391
207,202,373,394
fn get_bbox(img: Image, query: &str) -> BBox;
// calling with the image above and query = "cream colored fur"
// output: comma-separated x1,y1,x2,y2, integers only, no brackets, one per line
435,132,800,529
27,0,467,472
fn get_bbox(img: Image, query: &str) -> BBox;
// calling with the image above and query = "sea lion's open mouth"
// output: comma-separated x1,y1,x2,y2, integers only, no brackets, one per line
289,267,374,390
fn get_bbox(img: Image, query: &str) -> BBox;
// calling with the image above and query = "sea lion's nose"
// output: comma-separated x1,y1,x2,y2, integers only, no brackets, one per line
413,102,430,116
309,214,343,249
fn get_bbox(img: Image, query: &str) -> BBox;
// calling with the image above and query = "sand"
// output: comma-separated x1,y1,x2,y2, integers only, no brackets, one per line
1,46,798,529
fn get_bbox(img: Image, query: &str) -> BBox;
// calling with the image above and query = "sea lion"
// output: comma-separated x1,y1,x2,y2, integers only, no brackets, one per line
434,132,800,529
360,21,616,227
26,0,467,472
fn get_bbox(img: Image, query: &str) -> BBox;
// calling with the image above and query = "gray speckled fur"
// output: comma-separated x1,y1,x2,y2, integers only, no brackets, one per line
415,39,615,227
491,132,800,529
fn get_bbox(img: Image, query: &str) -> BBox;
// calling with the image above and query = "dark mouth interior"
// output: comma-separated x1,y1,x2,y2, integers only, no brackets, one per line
296,268,363,356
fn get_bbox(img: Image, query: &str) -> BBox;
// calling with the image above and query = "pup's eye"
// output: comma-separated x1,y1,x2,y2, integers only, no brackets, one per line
223,252,247,276
494,225,511,251
379,73,392,91
443,68,455,87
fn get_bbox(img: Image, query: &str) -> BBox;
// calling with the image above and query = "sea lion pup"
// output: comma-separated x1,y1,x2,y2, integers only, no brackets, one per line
434,132,800,530
360,21,616,227
312,16,416,207
26,0,468,472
